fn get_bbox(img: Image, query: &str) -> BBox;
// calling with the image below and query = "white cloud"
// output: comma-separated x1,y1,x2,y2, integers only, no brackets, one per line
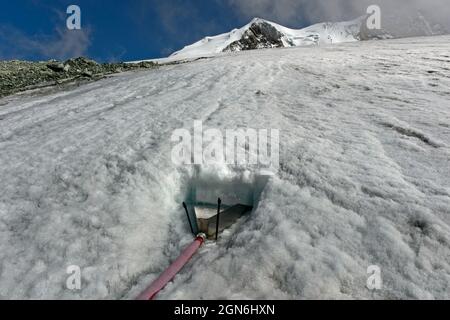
227,0,450,31
0,25,91,61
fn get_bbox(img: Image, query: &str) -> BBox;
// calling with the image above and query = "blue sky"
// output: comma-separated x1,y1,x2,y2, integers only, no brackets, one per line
0,0,297,62
0,0,236,61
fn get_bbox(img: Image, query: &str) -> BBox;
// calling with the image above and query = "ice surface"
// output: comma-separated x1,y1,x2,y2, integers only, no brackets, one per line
0,35,450,299
195,206,222,220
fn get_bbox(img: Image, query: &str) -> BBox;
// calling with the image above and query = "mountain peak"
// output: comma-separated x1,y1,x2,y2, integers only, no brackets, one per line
223,19,285,52
169,16,390,61
249,17,267,24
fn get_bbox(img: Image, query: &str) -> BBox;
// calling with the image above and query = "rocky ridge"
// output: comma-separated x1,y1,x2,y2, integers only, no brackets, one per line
0,57,157,98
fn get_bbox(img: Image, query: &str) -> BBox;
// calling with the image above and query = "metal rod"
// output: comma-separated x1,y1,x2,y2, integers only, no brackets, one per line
183,202,194,235
216,198,222,241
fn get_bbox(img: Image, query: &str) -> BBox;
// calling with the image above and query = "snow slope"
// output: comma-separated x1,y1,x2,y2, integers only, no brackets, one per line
1,36,450,299
169,17,366,61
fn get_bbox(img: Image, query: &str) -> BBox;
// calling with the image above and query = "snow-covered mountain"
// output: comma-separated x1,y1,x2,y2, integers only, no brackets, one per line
170,16,391,60
167,11,449,62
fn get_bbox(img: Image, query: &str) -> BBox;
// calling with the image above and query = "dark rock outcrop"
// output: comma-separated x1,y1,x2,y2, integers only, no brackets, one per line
0,57,157,98
223,20,286,52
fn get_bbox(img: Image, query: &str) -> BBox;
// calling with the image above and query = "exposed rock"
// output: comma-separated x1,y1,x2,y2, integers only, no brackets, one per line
223,20,285,52
0,57,157,98
46,61,66,72
81,70,93,78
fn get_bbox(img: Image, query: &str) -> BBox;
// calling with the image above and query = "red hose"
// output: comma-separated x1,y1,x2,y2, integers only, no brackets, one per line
137,235,205,300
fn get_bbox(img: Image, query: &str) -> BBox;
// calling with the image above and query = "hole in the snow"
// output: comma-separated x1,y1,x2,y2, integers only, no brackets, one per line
183,168,269,239
410,218,430,235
